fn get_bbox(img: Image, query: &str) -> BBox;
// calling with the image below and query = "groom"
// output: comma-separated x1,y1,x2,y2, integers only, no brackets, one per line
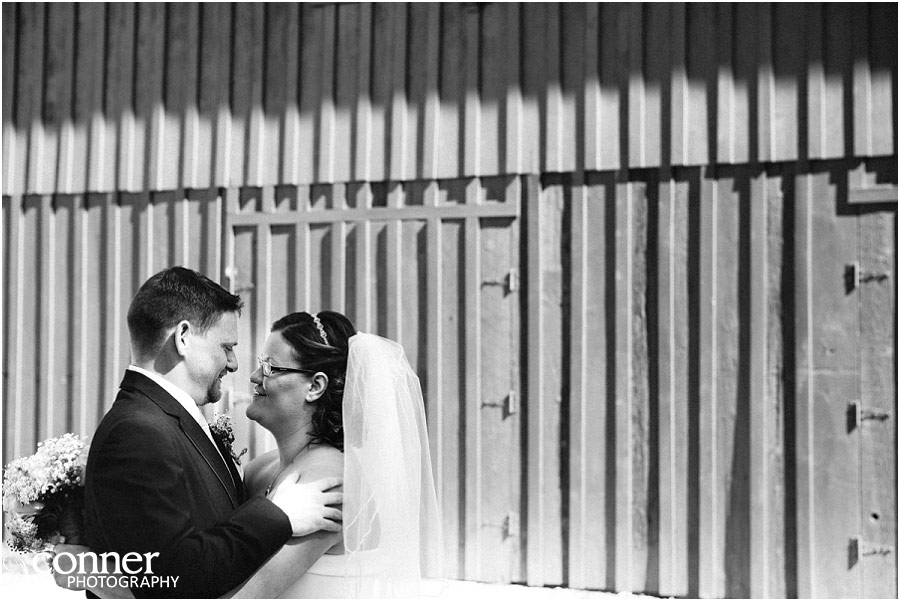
81,267,342,598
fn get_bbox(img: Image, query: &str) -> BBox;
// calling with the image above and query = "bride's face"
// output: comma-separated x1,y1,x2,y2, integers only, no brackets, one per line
246,331,314,432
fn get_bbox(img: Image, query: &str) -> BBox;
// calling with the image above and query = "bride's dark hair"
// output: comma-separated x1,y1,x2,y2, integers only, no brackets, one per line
270,310,356,452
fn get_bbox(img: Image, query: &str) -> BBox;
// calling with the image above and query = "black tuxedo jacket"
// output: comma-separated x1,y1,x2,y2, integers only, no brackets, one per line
84,370,291,598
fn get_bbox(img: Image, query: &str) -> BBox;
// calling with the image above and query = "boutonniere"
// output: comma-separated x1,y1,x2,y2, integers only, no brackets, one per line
209,414,248,466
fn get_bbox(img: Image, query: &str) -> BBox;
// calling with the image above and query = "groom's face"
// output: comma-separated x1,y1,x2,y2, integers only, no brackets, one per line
187,311,239,406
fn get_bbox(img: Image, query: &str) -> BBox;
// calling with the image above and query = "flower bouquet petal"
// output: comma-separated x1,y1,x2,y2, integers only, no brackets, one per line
3,433,88,552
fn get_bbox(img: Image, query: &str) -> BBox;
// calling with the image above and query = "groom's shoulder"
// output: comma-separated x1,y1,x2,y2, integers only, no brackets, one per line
94,390,175,442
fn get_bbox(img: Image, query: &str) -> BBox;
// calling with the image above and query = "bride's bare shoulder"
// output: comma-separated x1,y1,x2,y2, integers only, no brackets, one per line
297,444,343,481
243,449,279,493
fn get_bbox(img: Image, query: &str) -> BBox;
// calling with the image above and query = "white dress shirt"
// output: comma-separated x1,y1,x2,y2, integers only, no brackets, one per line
126,366,234,475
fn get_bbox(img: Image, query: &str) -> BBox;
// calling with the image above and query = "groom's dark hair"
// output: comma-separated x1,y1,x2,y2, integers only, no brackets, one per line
127,266,243,359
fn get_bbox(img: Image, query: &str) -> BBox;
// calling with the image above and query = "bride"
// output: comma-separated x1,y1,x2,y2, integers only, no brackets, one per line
234,310,443,598
56,310,443,598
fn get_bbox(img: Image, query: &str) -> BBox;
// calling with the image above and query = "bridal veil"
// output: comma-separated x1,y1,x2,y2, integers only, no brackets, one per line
341,333,444,597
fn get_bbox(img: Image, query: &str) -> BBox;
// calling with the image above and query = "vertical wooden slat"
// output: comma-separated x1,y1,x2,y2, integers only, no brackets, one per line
439,212,463,579
657,172,690,596
519,5,543,174
568,173,609,590
793,167,812,599
463,195,482,581
72,3,107,193
756,4,774,164
697,169,719,597
330,185,347,315
568,175,588,590
106,4,136,192
525,175,564,586
388,5,408,182
852,6,872,158
582,4,601,172
423,182,444,571
279,4,302,185
202,3,232,189
5,196,24,458
316,4,337,184
420,4,441,181
38,196,55,438
643,4,668,168
525,174,544,585
42,3,74,194
384,184,401,339
462,8,481,178
478,3,503,176
18,3,45,194
133,4,165,192
332,4,358,184
542,4,563,174
71,194,88,433
613,178,634,591
296,5,323,184
749,172,770,597
626,4,646,169
715,4,736,165
668,4,687,167
242,4,266,187
367,5,392,183
168,3,200,190
772,4,802,163
714,173,745,598
19,197,41,455
228,4,254,187
684,3,714,166
868,4,896,156
858,208,897,598
49,195,74,433
2,3,20,195
295,186,311,310
103,193,122,416
262,4,289,187
353,5,373,183
503,4,523,175
436,4,464,180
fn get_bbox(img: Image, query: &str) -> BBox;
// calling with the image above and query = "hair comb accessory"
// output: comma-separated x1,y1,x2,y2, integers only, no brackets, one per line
312,314,329,346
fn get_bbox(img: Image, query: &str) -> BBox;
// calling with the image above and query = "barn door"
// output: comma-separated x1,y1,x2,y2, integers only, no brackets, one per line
220,179,524,584
799,159,897,598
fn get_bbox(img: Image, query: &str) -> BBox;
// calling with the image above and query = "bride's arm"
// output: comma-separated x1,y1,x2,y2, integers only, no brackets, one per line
224,529,340,598
224,447,344,599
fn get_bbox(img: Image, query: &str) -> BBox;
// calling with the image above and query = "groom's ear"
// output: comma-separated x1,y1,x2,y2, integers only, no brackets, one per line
173,320,192,357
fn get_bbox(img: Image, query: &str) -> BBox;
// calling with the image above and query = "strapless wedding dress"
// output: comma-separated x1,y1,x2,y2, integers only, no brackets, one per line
278,549,445,599
279,549,391,598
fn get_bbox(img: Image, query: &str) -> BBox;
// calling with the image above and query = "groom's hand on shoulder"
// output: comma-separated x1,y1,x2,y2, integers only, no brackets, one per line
269,477,343,537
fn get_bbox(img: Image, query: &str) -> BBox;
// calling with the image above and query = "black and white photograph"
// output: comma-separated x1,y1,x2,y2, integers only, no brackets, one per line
0,2,897,599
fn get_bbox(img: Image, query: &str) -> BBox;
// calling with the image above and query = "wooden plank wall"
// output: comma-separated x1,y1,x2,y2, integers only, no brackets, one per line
1,2,897,598
4,161,895,597
1,3,896,196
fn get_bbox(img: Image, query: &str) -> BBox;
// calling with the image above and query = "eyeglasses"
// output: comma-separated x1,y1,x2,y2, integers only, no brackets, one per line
256,356,314,378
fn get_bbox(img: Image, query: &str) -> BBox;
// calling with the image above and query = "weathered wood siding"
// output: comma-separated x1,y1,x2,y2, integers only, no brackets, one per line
2,2,897,598
2,3,896,196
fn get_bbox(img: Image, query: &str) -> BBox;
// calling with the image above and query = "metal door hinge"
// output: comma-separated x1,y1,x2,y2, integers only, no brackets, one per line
848,401,891,431
851,537,894,566
482,269,519,295
482,391,518,417
846,262,892,292
503,512,520,539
